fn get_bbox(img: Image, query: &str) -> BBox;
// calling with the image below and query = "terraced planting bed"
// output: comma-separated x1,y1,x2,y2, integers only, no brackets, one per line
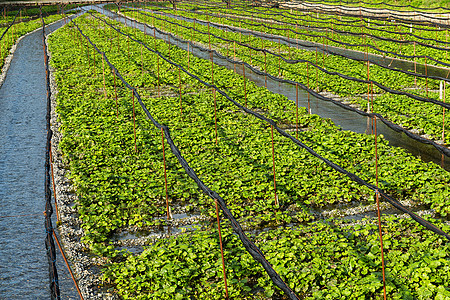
0,6,75,76
42,2,450,298
122,1,450,146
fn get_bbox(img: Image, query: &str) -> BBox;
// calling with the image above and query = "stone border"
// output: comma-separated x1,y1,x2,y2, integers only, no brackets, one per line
46,18,117,300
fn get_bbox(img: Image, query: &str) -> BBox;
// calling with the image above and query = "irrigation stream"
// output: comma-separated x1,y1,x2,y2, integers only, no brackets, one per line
0,15,80,299
95,6,450,170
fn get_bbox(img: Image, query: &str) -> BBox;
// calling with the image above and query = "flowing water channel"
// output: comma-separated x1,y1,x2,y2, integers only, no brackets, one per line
0,15,80,300
95,6,450,170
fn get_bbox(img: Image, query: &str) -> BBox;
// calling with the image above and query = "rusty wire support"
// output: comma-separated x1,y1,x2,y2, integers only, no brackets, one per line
278,38,281,75
243,64,247,108
307,62,311,114
102,54,107,99
215,200,229,300
414,41,417,87
157,55,160,97
49,142,60,223
443,82,446,143
296,83,299,139
161,128,171,220
52,231,84,300
264,51,267,87
87,40,91,70
374,116,387,300
179,67,183,116
367,45,370,113
270,125,278,207
141,43,144,75
211,56,218,145
132,91,137,153
315,47,319,92
117,29,120,52
127,34,130,65
187,42,190,71
425,57,429,97
113,72,119,117
233,40,236,72
287,30,291,60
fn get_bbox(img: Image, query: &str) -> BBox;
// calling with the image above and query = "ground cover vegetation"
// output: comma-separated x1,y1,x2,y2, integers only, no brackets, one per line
286,0,450,10
0,5,77,24
0,7,74,72
48,9,450,300
118,4,450,146
143,0,450,66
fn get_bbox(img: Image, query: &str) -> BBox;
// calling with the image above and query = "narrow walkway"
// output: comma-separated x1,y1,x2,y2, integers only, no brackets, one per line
0,19,77,299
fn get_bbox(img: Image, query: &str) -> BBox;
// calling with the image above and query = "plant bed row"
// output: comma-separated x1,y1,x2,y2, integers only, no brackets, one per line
1,10,73,73
136,1,450,66
116,7,450,149
49,12,450,299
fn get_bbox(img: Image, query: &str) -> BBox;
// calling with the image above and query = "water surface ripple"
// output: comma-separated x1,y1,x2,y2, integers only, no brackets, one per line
0,18,78,300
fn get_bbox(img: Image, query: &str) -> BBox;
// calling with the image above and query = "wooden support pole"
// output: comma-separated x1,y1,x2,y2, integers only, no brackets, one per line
271,125,278,207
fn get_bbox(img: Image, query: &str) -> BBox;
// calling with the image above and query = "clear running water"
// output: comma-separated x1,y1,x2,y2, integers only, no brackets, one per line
0,16,79,300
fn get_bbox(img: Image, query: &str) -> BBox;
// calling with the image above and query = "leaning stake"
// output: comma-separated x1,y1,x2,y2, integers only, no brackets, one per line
132,91,137,153
374,116,387,300
271,125,278,207
161,128,170,220
215,200,229,300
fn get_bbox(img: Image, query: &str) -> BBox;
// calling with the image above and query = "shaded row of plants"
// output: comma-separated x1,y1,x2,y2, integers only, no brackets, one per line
1,8,73,72
117,7,450,148
48,12,450,299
